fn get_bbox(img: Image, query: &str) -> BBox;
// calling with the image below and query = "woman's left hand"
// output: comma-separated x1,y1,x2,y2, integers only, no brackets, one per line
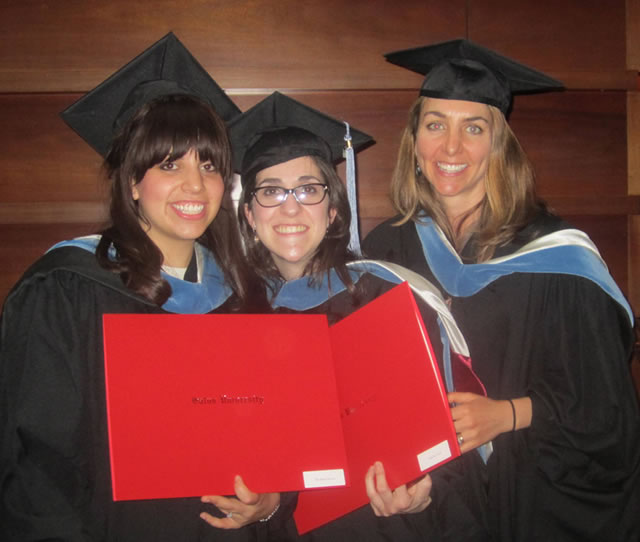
200,475,280,529
365,461,433,516
448,391,514,452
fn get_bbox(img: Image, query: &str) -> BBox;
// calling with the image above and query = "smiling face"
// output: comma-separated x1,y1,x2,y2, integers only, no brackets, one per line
414,98,493,219
132,149,225,266
244,155,336,281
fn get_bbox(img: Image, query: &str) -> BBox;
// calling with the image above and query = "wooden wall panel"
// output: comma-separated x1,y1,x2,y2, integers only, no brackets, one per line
510,91,627,197
0,94,105,204
630,92,640,194
629,92,640,311
2,1,633,93
0,0,465,93
0,224,99,307
469,0,633,89
630,216,640,311
566,215,629,295
628,0,640,70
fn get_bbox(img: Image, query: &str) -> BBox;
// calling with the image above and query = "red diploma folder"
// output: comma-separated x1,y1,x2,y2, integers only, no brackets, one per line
294,282,460,534
102,313,348,501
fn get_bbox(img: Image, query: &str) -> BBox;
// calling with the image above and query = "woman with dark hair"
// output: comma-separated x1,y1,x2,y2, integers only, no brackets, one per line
363,39,640,541
0,34,280,541
96,92,254,308
219,91,492,542
238,126,355,296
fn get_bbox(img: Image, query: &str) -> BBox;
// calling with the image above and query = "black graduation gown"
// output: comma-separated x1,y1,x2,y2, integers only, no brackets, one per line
272,273,492,542
363,214,640,542
0,246,290,542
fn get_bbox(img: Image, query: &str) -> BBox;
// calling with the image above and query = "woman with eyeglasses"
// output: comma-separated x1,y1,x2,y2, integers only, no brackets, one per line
207,92,491,542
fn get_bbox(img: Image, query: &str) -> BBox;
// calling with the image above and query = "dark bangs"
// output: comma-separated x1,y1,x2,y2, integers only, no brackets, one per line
115,95,232,187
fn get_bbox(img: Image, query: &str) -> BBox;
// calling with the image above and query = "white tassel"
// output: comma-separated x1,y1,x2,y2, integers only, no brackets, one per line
343,122,361,256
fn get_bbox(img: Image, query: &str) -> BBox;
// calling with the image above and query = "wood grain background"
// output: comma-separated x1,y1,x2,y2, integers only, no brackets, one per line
1,2,638,350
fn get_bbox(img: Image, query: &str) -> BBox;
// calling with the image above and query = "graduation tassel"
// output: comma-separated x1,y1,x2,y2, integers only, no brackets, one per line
344,122,361,256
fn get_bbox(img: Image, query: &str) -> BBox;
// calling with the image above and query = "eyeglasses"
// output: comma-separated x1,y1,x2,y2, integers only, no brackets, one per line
251,183,329,208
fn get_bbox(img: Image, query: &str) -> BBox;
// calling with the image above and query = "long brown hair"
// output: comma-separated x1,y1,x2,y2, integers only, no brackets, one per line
390,96,545,261
238,155,356,297
97,94,260,308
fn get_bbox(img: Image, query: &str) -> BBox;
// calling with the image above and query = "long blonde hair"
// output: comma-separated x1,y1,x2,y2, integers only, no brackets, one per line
390,96,545,261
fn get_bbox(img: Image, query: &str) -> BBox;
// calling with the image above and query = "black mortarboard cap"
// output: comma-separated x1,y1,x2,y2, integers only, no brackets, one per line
60,32,241,156
227,92,373,179
385,39,563,114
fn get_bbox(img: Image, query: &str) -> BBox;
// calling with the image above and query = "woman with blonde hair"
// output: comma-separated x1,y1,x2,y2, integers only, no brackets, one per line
363,39,640,542
391,98,539,261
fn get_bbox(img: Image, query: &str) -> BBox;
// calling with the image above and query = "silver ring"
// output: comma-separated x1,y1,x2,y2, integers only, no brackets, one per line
457,433,464,446
226,511,233,519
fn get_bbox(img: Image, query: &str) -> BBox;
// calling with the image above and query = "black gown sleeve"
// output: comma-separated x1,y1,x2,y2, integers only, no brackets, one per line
0,271,100,541
515,274,640,540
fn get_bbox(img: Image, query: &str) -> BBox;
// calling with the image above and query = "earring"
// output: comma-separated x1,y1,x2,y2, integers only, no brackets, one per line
415,164,422,177
253,227,259,243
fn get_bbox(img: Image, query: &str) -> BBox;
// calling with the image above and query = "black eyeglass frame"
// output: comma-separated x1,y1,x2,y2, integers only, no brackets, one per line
251,183,329,208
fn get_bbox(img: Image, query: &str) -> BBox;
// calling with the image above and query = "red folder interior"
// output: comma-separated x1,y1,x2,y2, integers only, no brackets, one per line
103,313,348,501
294,282,459,533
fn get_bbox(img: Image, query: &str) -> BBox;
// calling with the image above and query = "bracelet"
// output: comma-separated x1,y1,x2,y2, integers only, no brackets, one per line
259,502,280,523
507,399,516,432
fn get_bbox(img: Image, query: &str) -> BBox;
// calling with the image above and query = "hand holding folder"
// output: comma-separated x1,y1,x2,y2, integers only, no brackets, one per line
200,475,280,529
293,282,461,533
365,461,433,517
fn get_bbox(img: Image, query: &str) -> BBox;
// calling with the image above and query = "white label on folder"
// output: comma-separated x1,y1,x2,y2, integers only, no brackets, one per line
303,469,346,488
417,440,452,471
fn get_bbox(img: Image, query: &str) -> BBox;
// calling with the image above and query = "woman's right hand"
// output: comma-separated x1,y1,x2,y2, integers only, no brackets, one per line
448,392,532,452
